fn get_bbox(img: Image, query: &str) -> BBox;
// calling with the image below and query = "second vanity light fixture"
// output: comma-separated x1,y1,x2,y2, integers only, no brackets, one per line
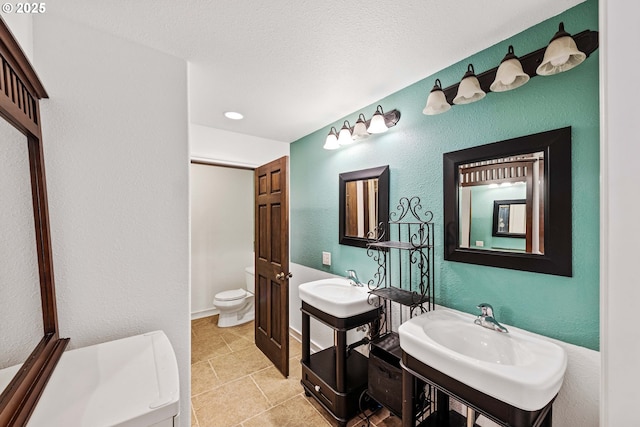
423,22,598,115
324,105,401,150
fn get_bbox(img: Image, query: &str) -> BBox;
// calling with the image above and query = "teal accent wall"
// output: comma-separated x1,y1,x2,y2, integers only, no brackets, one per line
290,0,599,350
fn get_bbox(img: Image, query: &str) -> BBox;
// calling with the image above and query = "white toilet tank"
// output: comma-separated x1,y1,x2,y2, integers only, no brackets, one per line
245,266,255,293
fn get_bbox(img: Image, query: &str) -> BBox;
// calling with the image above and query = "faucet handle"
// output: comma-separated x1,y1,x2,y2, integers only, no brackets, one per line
477,303,494,317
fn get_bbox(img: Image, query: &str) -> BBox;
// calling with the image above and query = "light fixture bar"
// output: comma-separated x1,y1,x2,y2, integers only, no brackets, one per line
440,29,599,104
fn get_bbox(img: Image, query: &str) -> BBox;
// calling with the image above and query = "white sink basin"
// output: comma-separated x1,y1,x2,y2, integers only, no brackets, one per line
398,308,567,411
298,278,378,318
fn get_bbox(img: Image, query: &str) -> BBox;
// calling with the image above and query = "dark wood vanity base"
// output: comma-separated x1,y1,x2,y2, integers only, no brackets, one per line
300,302,382,427
401,352,555,427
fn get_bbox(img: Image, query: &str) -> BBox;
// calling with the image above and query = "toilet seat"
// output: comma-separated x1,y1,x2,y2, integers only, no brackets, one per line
215,289,247,301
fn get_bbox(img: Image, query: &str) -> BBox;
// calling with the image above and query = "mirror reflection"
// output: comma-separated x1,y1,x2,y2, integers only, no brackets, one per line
0,118,43,369
344,178,379,239
339,165,389,248
457,151,544,254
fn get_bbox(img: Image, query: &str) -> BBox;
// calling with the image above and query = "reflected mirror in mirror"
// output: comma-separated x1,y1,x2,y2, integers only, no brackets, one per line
339,166,389,248
444,127,571,276
0,118,43,369
493,199,526,238
458,151,544,254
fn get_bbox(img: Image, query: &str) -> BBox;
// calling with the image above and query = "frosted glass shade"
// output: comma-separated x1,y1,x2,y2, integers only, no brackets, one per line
423,79,451,115
352,115,370,140
323,128,339,150
536,23,586,76
453,65,486,105
490,46,530,92
367,108,388,134
338,122,354,145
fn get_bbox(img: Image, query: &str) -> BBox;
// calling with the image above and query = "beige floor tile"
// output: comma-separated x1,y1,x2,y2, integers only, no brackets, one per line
251,362,303,406
191,405,200,427
220,330,255,352
289,336,302,358
191,360,221,396
191,334,232,363
192,376,270,427
242,395,331,427
209,345,271,383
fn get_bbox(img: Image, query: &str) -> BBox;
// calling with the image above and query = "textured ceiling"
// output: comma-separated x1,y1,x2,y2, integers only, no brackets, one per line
45,0,584,142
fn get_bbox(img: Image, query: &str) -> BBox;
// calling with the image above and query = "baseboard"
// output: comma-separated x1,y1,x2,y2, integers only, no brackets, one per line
289,326,322,354
191,308,219,320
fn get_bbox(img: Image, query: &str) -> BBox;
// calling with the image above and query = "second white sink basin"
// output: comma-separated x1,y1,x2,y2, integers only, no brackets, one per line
298,278,378,318
398,308,567,411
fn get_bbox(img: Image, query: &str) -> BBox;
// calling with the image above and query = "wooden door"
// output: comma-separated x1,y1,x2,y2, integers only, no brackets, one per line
254,156,290,377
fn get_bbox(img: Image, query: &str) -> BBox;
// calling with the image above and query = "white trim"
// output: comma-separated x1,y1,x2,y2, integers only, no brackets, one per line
190,308,219,320
598,1,608,425
289,326,323,354
190,156,258,169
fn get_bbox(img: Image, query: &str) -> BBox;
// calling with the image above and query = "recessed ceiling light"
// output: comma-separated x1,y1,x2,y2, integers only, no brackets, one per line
224,111,244,120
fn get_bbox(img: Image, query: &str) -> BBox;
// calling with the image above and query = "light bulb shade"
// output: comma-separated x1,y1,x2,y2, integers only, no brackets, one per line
453,64,486,105
490,46,530,92
423,79,451,115
536,22,586,76
323,127,339,150
338,121,354,145
352,114,370,140
367,106,388,134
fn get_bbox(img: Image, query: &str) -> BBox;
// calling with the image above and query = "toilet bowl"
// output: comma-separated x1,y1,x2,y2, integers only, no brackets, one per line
213,265,255,327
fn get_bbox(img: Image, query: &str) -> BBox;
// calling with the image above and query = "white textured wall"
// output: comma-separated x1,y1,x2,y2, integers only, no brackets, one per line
0,119,42,368
31,15,191,426
1,14,32,59
190,164,254,318
600,1,640,425
189,123,289,167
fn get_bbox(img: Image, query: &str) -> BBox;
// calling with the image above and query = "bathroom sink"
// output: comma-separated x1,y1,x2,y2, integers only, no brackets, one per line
398,308,567,411
298,278,378,318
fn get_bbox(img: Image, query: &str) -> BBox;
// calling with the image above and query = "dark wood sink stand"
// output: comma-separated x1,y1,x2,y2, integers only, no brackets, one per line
401,352,556,427
300,302,382,427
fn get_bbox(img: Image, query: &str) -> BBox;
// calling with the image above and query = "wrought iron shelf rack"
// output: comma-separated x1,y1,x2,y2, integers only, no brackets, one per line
364,196,436,422
366,196,435,322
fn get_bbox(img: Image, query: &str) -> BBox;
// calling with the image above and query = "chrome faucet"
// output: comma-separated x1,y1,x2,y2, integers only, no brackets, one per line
346,269,364,287
474,303,509,333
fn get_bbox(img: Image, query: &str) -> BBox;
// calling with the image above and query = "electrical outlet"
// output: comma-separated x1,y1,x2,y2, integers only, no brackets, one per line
475,241,484,247
322,251,331,266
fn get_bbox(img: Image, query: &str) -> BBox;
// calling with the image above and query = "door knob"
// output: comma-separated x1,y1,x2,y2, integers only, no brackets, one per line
276,272,293,280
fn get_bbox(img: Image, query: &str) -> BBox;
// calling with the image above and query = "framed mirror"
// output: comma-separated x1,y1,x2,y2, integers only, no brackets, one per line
0,18,68,426
444,127,572,276
339,165,389,248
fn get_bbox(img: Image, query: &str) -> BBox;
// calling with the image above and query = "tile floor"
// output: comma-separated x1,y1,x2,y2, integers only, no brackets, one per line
191,315,402,427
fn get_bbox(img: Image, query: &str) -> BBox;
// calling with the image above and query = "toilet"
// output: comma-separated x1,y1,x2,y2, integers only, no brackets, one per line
213,266,255,327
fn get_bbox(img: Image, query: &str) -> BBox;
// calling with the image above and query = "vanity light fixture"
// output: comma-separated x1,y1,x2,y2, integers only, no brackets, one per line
453,65,486,105
367,105,390,134
323,127,340,150
490,46,530,92
423,79,451,115
323,107,401,150
338,120,355,145
536,22,586,76
423,23,598,116
352,114,370,140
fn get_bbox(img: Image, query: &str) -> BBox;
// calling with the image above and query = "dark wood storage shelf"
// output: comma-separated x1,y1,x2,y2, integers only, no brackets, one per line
303,347,369,392
368,241,433,250
370,287,430,306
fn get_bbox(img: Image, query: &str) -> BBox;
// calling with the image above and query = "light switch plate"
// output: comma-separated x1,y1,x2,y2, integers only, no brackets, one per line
322,251,331,266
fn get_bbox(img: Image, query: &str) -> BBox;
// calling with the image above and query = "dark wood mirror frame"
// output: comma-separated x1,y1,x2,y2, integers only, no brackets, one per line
0,18,69,426
339,165,389,248
443,127,572,277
